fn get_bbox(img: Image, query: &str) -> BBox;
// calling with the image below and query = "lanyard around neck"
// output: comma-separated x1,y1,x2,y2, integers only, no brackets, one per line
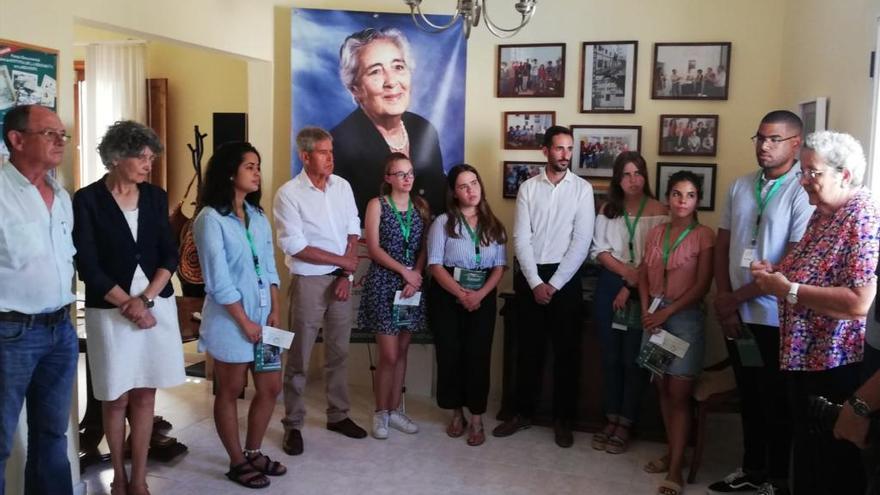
243,211,262,279
751,170,789,244
386,196,413,264
623,196,647,263
662,221,698,268
460,214,482,265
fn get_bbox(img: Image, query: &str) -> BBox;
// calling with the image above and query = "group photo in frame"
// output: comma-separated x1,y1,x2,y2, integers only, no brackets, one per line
651,42,731,100
571,125,642,178
580,41,637,113
503,161,545,198
503,111,556,150
658,114,718,156
497,43,566,98
656,162,717,211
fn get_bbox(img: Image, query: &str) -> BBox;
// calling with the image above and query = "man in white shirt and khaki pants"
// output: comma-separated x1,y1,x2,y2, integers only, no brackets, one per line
274,127,367,457
492,125,595,448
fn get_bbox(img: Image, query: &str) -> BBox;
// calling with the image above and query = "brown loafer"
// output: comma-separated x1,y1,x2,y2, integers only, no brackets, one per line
491,414,531,437
282,429,303,456
327,418,367,439
554,419,573,448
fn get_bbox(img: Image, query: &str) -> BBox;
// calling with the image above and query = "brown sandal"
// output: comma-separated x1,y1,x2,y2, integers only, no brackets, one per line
466,423,485,446
446,415,467,438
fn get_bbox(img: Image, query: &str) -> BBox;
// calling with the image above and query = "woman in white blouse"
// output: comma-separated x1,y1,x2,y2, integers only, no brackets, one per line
590,151,667,454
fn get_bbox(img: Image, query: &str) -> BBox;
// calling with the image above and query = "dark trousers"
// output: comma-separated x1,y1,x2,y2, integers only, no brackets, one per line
429,282,497,415
724,323,790,482
513,265,582,421
863,344,880,495
786,362,866,495
593,267,647,424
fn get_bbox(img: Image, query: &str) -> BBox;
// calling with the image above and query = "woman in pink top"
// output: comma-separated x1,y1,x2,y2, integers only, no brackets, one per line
638,170,715,495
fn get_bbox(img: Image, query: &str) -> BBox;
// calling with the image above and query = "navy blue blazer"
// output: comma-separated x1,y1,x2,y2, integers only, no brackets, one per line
73,176,178,308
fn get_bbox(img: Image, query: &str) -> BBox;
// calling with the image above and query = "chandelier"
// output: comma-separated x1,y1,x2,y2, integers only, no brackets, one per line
402,0,537,39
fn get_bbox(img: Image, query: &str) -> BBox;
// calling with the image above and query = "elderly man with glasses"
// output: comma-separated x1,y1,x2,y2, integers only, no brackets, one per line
0,104,78,495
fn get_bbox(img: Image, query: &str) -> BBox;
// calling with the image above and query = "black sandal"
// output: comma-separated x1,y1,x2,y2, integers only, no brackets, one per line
247,452,287,476
225,460,270,489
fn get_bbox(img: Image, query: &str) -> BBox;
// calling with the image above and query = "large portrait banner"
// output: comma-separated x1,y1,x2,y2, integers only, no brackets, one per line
291,8,467,221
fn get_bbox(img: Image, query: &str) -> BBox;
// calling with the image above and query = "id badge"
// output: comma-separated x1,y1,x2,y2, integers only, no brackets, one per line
740,248,757,268
648,297,663,314
259,283,268,307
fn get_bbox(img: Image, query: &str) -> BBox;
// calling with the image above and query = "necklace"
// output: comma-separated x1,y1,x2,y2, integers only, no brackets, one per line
385,121,409,152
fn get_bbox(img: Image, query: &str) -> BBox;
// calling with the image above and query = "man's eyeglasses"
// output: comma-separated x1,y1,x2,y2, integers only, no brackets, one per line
750,134,798,147
386,171,415,180
20,129,71,143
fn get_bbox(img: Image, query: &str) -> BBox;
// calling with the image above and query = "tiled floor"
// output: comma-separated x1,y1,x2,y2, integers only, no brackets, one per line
80,375,742,495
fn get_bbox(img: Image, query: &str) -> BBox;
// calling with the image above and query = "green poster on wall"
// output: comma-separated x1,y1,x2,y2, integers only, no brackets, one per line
0,39,59,157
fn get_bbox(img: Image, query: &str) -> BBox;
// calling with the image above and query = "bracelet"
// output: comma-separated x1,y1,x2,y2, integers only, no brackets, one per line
243,448,262,457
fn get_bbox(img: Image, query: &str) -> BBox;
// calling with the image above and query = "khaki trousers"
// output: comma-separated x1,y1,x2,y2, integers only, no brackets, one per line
281,274,353,431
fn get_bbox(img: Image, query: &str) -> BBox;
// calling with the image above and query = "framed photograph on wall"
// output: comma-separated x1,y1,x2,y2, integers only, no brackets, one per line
656,162,717,211
503,111,556,149
658,114,718,156
503,161,544,198
651,42,731,100
580,41,637,113
799,97,828,135
571,125,642,178
497,43,566,98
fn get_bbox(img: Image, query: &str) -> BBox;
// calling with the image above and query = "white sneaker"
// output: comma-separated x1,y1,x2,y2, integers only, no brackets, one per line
389,409,419,434
372,411,389,439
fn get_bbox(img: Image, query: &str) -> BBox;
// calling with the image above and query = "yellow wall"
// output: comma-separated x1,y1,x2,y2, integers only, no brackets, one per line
73,24,249,216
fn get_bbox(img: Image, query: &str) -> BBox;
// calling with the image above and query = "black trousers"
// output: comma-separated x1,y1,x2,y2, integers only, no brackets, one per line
513,264,582,421
863,344,880,495
429,282,497,415
786,362,866,495
724,323,790,481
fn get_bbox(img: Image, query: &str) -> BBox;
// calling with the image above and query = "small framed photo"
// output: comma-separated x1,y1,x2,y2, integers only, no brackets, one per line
503,161,544,198
656,162,717,211
799,97,828,136
658,114,718,156
651,42,731,100
571,125,642,178
497,43,566,98
503,111,556,150
580,41,637,113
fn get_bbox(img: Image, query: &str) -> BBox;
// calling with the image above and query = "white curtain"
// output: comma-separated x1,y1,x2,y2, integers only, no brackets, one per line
81,42,146,186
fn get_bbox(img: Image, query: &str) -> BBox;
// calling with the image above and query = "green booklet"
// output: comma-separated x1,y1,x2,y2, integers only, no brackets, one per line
453,267,487,290
611,300,642,331
636,328,690,377
254,339,282,372
392,290,422,329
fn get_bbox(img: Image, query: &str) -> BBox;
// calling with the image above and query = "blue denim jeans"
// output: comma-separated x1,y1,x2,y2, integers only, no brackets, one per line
0,313,78,495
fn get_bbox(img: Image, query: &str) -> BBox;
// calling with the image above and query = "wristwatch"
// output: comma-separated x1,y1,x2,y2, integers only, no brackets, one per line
785,283,800,304
848,395,872,418
139,294,155,308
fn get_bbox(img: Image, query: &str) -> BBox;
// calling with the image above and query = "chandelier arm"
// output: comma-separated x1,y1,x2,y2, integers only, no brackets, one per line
481,1,536,34
409,4,462,31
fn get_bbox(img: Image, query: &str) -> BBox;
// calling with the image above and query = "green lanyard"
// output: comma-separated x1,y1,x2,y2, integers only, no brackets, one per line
751,171,788,245
386,196,413,265
662,220,698,293
243,212,263,279
623,196,647,263
460,214,482,265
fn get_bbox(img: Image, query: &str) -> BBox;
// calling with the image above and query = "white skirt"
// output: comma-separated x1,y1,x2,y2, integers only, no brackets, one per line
85,267,187,401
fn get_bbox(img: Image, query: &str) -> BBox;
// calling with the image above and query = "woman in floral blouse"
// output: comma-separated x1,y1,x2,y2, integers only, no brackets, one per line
752,130,879,495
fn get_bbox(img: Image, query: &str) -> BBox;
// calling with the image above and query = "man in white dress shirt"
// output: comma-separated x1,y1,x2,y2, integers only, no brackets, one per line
492,125,595,448
274,127,367,456
0,104,78,495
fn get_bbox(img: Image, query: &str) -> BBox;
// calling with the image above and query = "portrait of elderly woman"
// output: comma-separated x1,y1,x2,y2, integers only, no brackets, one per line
752,130,879,495
330,27,448,218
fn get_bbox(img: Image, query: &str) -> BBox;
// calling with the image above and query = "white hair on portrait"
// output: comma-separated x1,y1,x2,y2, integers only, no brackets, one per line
803,130,867,187
338,27,415,97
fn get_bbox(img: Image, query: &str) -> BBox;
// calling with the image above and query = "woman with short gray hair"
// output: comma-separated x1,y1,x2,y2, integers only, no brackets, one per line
73,120,185,495
752,130,879,495
330,26,447,220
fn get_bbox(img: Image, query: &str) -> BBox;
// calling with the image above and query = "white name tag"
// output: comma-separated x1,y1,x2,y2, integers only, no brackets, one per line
648,297,663,314
648,329,691,359
393,290,422,306
262,326,295,349
259,286,268,307
740,248,757,268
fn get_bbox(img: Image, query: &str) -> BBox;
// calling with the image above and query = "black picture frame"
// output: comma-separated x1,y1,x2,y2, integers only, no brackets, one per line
502,161,545,198
658,114,719,156
651,42,731,100
503,111,556,150
497,43,566,98
580,40,637,113
656,162,717,211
